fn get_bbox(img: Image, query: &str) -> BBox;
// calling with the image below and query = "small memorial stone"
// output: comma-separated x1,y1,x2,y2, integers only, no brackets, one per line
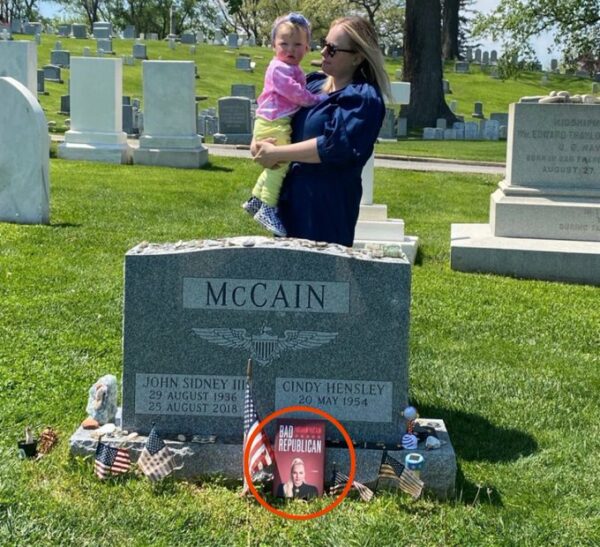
423,127,435,140
454,61,469,73
472,101,484,119
464,121,479,139
231,84,255,100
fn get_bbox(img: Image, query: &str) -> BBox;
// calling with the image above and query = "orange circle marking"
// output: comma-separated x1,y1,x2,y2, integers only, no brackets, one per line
243,404,356,520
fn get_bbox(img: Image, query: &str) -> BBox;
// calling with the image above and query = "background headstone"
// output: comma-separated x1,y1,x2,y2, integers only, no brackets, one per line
97,38,113,54
235,57,252,71
454,61,470,73
378,108,396,139
93,22,112,39
51,50,70,68
123,25,136,39
230,84,255,100
472,101,484,118
0,40,37,95
134,60,208,167
464,121,479,139
42,64,62,83
60,94,70,114
215,96,253,145
133,43,147,60
451,102,600,284
227,33,239,48
0,76,50,224
37,69,45,93
72,24,87,39
58,57,131,164
181,32,196,44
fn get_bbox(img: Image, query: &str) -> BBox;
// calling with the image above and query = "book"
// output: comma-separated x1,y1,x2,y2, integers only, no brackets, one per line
272,418,326,500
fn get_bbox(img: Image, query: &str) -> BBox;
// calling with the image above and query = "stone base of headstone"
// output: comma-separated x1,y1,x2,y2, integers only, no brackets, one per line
213,132,252,145
450,223,600,285
69,413,456,500
353,218,419,264
134,135,208,168
490,182,600,242
58,131,132,164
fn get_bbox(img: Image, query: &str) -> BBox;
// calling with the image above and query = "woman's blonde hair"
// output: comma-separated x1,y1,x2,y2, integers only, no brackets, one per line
283,458,305,498
322,16,391,100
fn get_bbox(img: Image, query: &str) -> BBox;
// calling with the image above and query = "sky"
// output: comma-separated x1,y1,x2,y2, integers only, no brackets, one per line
37,0,559,69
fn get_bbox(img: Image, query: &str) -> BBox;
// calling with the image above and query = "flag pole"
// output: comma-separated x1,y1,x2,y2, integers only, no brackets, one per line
374,449,387,494
246,358,253,382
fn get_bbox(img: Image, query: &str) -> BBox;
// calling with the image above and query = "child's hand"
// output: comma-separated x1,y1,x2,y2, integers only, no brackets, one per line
253,141,281,169
251,137,277,157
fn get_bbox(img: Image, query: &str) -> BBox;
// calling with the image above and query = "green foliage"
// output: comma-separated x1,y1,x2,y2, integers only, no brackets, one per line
472,0,600,72
0,157,599,544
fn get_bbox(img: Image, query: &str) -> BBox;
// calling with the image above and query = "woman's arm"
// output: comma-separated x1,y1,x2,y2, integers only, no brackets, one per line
253,138,321,168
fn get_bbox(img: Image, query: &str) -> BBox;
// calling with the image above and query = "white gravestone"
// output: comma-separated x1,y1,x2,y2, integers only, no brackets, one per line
0,41,37,96
58,57,131,164
451,102,600,284
354,81,418,263
0,77,50,224
133,61,208,168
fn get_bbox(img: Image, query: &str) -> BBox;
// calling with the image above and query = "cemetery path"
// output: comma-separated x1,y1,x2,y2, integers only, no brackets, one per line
205,145,506,175
49,136,505,175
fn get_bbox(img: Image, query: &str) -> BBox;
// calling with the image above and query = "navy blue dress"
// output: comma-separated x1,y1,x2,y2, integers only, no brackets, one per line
278,72,385,247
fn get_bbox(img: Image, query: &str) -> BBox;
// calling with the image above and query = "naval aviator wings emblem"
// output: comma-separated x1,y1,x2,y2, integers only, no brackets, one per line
191,326,338,366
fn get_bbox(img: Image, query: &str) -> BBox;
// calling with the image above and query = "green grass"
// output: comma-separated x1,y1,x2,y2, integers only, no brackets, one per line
1,157,599,545
375,139,506,163
26,33,599,163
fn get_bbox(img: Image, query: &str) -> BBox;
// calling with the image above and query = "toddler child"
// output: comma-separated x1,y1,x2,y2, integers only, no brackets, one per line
242,13,326,236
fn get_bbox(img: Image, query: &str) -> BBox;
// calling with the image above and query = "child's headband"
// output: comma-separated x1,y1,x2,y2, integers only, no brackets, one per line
271,13,311,44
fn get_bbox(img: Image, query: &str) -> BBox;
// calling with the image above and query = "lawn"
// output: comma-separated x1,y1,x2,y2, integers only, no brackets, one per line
25,33,597,164
0,156,598,545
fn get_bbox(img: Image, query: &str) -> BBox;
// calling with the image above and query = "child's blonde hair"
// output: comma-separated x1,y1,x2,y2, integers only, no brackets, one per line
271,12,311,45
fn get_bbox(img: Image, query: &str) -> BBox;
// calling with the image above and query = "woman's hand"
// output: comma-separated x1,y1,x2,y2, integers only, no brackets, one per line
253,141,281,169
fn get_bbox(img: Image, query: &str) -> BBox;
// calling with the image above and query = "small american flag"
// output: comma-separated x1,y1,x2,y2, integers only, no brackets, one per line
94,442,131,479
329,469,374,502
242,365,273,491
137,425,175,482
377,451,424,499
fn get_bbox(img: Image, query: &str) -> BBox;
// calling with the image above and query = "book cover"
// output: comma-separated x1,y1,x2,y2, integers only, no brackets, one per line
272,418,326,499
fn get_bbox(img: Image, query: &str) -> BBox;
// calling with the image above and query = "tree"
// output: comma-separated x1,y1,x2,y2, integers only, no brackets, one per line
441,0,460,60
473,0,600,71
348,0,381,30
1,0,38,22
401,0,456,129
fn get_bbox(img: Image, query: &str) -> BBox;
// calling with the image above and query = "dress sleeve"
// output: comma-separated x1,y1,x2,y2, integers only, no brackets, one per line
316,85,384,165
271,64,325,107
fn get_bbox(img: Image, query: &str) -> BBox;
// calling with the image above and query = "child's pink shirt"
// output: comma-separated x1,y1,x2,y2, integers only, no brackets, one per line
256,58,326,121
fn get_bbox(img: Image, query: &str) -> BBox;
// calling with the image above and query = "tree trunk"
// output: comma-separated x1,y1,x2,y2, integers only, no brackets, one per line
402,0,457,129
442,0,461,60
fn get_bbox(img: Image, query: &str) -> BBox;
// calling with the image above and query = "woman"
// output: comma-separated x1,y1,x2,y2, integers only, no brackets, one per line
252,16,391,247
276,458,319,499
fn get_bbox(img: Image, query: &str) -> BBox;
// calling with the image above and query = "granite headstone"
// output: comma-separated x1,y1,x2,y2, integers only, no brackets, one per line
121,237,411,445
215,96,253,145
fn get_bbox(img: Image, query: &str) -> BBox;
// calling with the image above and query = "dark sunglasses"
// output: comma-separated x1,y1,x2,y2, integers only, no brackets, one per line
323,41,356,57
